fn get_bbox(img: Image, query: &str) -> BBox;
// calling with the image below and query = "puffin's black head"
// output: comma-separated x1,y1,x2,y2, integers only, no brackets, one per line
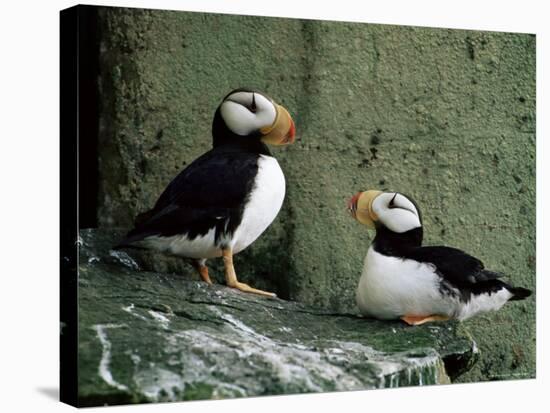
212,88,296,148
348,190,423,233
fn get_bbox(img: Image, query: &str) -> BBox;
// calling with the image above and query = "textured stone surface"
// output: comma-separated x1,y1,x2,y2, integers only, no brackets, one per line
92,7,535,383
77,229,476,406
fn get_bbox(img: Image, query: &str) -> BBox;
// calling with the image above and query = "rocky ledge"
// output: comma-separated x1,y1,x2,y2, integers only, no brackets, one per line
75,229,477,406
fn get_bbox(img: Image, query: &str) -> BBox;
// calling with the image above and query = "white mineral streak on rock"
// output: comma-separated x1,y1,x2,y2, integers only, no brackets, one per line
219,310,443,390
131,308,445,401
88,256,100,264
131,354,141,366
181,309,367,392
327,339,435,386
148,310,171,329
109,250,140,270
93,324,128,392
133,367,185,401
121,303,148,321
375,350,440,388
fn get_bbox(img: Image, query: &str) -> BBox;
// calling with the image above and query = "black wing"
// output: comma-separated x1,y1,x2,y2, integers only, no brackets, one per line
403,246,505,299
117,147,260,246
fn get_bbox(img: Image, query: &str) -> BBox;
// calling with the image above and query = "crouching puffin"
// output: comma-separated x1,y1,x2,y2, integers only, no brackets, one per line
115,89,296,297
347,190,532,325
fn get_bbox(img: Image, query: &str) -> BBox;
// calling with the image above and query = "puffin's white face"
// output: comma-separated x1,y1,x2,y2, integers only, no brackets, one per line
348,190,422,233
372,192,421,233
219,90,295,145
220,91,276,135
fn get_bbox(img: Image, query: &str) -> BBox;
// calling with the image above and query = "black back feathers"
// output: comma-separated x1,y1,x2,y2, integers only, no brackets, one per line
372,228,532,302
116,145,261,248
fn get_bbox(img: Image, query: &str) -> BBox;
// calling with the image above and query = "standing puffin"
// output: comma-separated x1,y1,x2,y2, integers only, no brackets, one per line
347,190,531,325
115,89,296,297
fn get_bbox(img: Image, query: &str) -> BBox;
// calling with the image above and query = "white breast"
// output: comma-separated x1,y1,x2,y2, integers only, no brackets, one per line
356,247,454,319
141,229,221,259
231,155,285,254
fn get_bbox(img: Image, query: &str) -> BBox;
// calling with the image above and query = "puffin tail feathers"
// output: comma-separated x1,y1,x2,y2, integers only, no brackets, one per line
508,286,532,301
113,208,160,250
112,237,143,251
113,229,156,250
112,239,141,250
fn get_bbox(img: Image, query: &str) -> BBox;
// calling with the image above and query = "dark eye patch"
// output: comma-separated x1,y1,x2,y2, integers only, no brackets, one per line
250,93,257,113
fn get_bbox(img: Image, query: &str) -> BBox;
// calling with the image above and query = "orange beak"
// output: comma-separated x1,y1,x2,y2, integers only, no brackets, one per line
347,190,383,228
260,104,295,146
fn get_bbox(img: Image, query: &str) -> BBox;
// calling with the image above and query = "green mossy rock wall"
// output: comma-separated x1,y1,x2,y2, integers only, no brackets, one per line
92,7,535,383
